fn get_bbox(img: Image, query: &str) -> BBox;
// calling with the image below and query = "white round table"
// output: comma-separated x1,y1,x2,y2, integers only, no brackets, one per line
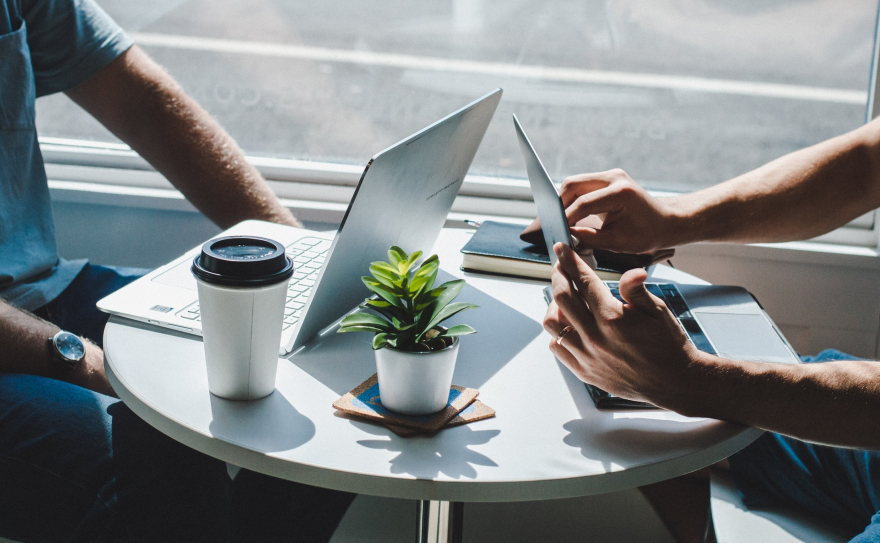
104,228,761,540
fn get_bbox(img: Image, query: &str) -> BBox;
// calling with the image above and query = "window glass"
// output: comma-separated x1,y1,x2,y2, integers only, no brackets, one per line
36,0,876,193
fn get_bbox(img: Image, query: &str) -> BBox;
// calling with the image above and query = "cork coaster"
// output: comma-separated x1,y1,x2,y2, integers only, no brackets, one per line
385,400,496,437
333,374,479,432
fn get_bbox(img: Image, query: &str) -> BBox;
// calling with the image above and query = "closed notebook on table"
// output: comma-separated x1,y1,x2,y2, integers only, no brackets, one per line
460,221,644,281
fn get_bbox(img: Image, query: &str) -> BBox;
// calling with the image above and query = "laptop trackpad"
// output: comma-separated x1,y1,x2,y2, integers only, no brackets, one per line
152,260,197,290
696,313,795,362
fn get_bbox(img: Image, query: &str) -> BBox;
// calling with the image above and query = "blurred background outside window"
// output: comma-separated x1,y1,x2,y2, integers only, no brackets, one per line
38,0,876,195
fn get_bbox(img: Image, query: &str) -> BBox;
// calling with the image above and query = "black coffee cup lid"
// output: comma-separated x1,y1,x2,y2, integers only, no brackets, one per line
192,236,293,287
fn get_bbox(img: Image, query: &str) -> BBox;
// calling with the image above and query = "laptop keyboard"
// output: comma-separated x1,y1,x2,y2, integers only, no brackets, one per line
177,237,332,331
605,282,717,356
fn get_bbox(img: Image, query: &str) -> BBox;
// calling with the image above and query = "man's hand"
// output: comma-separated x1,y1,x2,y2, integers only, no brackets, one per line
543,242,702,408
560,169,681,253
543,242,880,448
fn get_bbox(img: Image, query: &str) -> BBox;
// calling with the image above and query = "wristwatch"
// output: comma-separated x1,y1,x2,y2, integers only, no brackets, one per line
48,331,86,370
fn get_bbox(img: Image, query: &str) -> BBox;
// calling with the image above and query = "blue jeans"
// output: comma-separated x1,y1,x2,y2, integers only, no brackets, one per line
1,264,353,542
729,349,880,542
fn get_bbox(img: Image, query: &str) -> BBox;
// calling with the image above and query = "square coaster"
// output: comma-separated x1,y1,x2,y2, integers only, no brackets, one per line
333,373,479,432
385,400,496,437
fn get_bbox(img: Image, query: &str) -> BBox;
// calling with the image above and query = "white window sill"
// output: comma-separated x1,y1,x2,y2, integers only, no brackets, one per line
48,178,880,271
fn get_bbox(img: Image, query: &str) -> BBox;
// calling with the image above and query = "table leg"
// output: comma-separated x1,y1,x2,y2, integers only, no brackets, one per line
415,500,464,543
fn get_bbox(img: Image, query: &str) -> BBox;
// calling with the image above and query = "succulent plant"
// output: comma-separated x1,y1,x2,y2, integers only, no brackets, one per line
337,246,477,352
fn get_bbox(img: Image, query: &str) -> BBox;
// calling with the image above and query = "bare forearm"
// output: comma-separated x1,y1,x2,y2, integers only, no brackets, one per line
66,47,299,229
0,301,113,395
0,301,56,376
669,354,880,449
663,119,880,246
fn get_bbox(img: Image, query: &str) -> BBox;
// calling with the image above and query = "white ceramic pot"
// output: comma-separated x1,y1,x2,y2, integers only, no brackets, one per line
374,338,460,415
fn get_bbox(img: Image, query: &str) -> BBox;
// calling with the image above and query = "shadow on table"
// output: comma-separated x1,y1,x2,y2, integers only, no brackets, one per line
208,390,315,453
561,417,727,470
555,357,737,471
353,421,501,480
286,270,543,396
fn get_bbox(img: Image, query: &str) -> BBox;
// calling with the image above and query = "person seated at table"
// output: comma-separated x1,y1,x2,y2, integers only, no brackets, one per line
542,116,880,542
0,0,353,541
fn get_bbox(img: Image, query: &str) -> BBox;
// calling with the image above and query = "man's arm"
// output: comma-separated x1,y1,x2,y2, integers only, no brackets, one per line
559,117,880,253
544,243,880,450
64,46,300,229
0,300,114,396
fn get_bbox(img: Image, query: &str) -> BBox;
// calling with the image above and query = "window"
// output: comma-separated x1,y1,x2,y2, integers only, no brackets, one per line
38,0,879,243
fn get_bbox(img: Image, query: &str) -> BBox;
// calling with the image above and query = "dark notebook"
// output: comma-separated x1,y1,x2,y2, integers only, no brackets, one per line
460,221,640,281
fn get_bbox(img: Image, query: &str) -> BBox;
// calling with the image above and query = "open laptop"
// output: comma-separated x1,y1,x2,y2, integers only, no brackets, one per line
97,89,502,355
512,114,801,409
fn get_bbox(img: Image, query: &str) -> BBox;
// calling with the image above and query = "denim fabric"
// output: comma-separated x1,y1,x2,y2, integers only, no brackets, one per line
729,349,880,542
1,264,354,542
0,374,234,542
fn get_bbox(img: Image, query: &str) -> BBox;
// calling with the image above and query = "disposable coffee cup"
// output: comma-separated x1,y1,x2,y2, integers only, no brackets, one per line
191,236,293,400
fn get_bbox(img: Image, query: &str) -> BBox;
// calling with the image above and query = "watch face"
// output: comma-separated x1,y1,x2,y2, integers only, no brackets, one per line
55,332,85,362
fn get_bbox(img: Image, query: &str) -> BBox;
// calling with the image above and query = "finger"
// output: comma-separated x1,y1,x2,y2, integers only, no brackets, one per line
561,168,631,213
618,268,665,316
549,338,581,374
543,303,589,355
559,176,611,207
554,243,619,315
574,247,598,270
555,319,588,353
570,226,615,251
565,186,625,226
549,332,594,385
542,300,570,336
550,259,595,337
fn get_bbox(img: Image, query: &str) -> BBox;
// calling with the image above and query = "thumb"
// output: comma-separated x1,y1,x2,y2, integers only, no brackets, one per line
618,268,661,314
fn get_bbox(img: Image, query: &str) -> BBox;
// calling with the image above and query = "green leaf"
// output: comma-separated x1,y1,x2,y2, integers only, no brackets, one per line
370,261,401,278
414,254,439,273
339,312,393,330
439,324,477,337
416,279,466,328
337,325,387,334
405,250,423,269
434,279,465,308
391,317,417,331
423,302,479,335
388,246,407,267
410,259,438,295
369,306,401,323
363,299,404,321
369,265,400,288
372,333,389,350
362,278,404,308
413,260,438,279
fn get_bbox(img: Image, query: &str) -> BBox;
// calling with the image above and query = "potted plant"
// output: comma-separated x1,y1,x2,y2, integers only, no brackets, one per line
337,246,478,415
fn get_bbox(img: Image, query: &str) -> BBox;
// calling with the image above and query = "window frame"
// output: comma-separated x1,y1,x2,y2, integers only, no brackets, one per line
41,135,880,249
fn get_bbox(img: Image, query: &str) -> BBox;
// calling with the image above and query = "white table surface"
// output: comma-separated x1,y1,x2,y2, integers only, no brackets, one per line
104,228,761,503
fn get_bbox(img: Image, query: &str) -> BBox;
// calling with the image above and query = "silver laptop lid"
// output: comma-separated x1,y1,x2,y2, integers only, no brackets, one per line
287,88,503,352
513,114,572,267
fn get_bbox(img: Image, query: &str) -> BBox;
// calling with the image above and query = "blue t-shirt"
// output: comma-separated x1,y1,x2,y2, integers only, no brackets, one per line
0,0,132,310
